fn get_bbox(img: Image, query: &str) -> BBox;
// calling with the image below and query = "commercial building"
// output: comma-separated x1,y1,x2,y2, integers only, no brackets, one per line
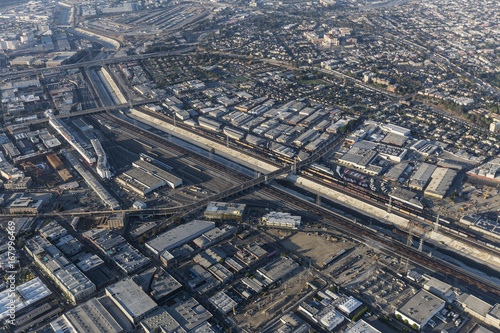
337,296,362,316
49,117,96,165
424,167,457,199
194,248,227,269
91,139,112,179
409,163,437,191
208,263,233,284
261,211,301,228
209,291,237,314
149,268,183,302
76,254,105,273
381,132,408,147
344,320,381,333
83,229,150,274
384,163,410,182
5,193,47,214
204,202,246,221
40,221,68,241
235,243,268,266
395,289,445,330
193,225,236,249
105,279,158,325
146,220,215,256
59,297,125,333
423,275,454,301
299,303,344,331
25,236,96,304
117,160,182,196
166,294,213,331
456,294,500,327
140,307,183,333
467,158,500,182
0,277,52,321
257,257,299,284
4,176,32,190
63,150,120,210
0,161,24,179
319,308,345,331
108,212,125,229
381,123,411,136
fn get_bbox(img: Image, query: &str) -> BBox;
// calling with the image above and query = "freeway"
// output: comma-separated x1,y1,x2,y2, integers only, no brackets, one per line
7,99,158,127
0,46,197,79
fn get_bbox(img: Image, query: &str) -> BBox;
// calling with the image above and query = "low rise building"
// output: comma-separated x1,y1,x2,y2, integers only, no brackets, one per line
140,307,183,333
58,297,125,333
25,236,96,304
410,163,437,191
4,176,31,190
457,294,500,327
344,319,381,333
261,211,301,229
117,160,182,196
166,294,212,332
83,229,150,274
423,275,454,301
193,225,236,249
204,202,246,221
105,279,158,325
0,277,52,321
5,193,47,214
208,263,233,284
424,167,457,199
149,268,183,302
395,289,445,330
146,221,215,256
210,291,237,314
337,296,362,316
257,257,299,284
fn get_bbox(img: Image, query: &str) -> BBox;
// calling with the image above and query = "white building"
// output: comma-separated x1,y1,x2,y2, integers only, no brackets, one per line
395,290,445,330
261,211,301,229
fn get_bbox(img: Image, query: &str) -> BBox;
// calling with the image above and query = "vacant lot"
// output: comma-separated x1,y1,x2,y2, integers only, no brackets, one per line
278,232,351,266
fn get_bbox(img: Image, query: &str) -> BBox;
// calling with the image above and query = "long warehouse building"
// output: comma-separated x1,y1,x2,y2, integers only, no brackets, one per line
117,159,182,196
49,117,96,165
63,150,120,210
91,138,113,179
146,220,215,256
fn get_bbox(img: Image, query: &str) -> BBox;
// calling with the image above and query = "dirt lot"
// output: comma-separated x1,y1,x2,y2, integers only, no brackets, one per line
274,231,353,267
235,267,313,332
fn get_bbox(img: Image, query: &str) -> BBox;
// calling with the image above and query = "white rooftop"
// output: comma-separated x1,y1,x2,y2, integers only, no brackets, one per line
0,277,52,321
338,296,362,315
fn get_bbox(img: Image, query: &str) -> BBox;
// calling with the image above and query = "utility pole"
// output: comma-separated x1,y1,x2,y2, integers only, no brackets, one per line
388,196,392,214
434,214,440,233
316,192,321,206
406,228,413,246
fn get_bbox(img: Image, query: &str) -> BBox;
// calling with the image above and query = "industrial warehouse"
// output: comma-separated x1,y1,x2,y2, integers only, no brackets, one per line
117,159,182,196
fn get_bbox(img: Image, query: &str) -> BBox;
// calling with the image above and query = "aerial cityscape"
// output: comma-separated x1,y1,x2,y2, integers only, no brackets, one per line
1,0,500,332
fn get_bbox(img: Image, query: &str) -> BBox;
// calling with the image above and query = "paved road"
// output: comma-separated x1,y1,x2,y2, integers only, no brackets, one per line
0,46,197,79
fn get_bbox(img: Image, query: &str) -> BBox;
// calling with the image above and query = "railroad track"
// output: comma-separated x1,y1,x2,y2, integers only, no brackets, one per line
131,107,285,169
103,111,500,296
103,113,254,183
263,185,500,297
